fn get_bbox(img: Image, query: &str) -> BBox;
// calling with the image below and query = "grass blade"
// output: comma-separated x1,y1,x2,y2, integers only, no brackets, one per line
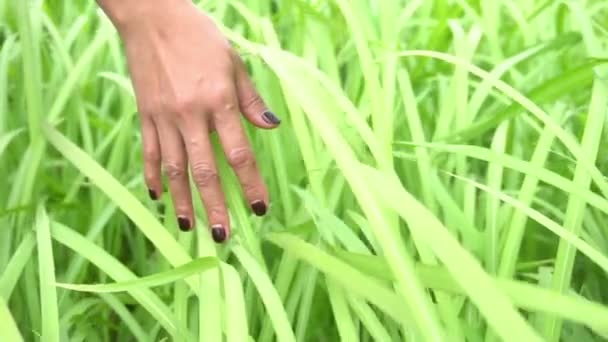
266,233,411,323
56,257,217,293
50,220,187,339
394,50,608,200
0,232,36,299
41,124,198,291
98,293,149,342
258,45,443,340
336,249,608,337
35,205,60,342
0,296,23,342
232,245,296,342
326,278,359,342
361,166,542,341
222,264,249,342
447,173,608,273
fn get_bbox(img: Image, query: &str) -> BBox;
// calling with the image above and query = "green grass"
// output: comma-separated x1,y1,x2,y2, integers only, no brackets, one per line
1,0,607,341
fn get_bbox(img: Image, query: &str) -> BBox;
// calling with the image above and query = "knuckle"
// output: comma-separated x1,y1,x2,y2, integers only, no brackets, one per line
191,162,218,187
205,204,226,220
138,102,159,118
240,93,264,112
143,147,161,164
206,83,233,109
166,94,199,119
164,162,186,180
227,147,255,169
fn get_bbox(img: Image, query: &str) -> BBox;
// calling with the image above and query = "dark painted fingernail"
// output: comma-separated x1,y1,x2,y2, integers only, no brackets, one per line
211,225,227,243
148,189,158,200
177,217,192,231
251,200,267,216
262,111,281,125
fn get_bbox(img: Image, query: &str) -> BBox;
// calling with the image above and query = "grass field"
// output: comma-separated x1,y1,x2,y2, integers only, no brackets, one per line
1,0,608,341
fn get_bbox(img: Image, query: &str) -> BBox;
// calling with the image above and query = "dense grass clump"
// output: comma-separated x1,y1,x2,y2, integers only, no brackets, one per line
1,0,608,341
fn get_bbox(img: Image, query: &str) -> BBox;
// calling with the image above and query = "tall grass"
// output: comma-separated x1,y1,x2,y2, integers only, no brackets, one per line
1,0,607,341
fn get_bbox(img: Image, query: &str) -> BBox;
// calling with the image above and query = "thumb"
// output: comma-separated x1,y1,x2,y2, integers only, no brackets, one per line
233,54,281,129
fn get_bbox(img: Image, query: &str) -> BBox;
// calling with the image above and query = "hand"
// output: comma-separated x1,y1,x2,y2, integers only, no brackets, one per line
102,0,281,242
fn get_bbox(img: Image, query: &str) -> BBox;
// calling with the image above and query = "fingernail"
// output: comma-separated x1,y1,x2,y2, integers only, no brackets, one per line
177,217,192,231
262,111,281,125
251,200,267,216
148,189,158,200
211,224,227,243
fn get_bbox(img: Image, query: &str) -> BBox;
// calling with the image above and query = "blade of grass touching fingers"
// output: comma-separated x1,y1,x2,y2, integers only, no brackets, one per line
0,296,23,342
253,25,382,165
259,46,443,340
232,245,296,342
55,257,217,293
35,205,60,342
197,225,221,342
173,231,193,342
360,166,542,341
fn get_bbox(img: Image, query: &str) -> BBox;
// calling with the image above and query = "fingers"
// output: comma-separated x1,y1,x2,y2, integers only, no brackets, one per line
139,53,277,244
233,53,281,129
155,119,195,231
178,115,230,243
213,86,270,218
141,116,163,200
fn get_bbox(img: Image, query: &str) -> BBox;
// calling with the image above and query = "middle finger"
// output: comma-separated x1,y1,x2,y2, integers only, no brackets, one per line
178,114,230,243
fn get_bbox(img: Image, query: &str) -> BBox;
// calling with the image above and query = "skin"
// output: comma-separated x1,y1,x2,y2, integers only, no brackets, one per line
96,0,280,242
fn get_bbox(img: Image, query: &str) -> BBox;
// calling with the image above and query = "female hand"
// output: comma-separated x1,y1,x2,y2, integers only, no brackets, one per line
99,0,281,242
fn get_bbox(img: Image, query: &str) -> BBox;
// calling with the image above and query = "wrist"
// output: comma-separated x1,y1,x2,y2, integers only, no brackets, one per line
97,0,190,34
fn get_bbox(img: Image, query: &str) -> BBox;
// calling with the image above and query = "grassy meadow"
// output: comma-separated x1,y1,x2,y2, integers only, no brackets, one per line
1,0,608,341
